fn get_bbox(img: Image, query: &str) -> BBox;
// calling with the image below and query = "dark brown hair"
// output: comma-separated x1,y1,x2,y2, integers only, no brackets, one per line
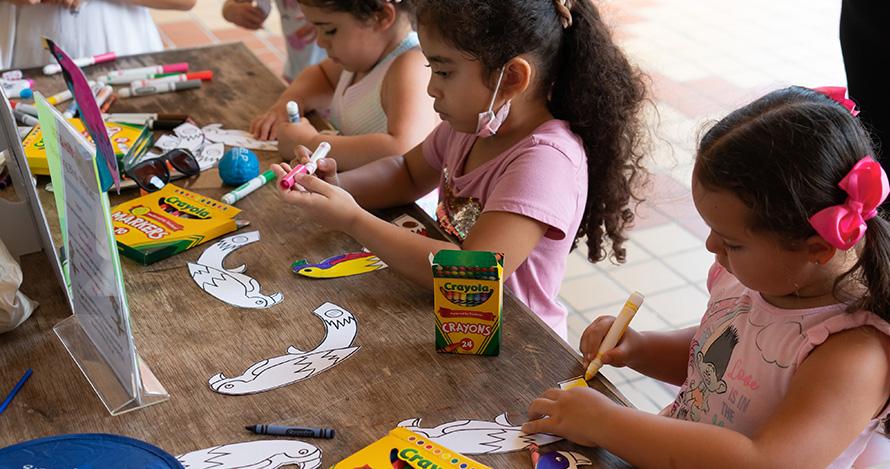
297,0,415,22
415,0,649,263
696,86,890,321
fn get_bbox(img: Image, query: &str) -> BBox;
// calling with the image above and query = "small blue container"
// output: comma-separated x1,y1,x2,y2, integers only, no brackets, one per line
218,146,259,186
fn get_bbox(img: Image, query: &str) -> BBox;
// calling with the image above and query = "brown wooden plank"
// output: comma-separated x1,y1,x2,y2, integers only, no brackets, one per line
0,44,631,467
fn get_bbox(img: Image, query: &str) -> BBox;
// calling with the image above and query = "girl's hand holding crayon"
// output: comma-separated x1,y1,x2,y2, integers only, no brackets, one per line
580,316,643,370
522,387,615,447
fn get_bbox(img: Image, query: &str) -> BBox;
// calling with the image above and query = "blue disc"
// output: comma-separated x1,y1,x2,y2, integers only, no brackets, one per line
0,433,183,468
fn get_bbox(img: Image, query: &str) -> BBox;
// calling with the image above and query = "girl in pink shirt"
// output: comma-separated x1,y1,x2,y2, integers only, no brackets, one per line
271,0,648,339
524,86,890,468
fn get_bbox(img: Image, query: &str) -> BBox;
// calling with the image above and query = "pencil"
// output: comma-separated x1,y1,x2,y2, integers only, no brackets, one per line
0,368,33,414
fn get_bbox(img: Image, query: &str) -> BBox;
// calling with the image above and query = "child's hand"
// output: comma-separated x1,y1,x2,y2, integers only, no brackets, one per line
580,316,643,370
222,0,267,30
271,164,360,233
291,145,340,187
250,101,288,141
278,119,320,149
522,387,615,447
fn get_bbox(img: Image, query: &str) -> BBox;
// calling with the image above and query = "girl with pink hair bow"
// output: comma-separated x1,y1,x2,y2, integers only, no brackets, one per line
524,86,890,468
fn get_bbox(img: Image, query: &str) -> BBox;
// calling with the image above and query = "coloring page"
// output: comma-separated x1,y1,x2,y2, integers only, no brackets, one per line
397,413,563,454
391,214,428,236
154,134,180,152
209,302,359,395
188,231,284,309
174,122,205,153
177,440,322,469
198,142,225,171
202,123,278,152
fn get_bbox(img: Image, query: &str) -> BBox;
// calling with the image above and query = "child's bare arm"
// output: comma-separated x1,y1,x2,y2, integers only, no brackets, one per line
277,51,437,170
336,142,440,209
525,326,890,468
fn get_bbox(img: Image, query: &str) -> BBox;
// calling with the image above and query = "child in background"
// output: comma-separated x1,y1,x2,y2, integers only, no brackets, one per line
252,0,437,171
523,86,890,468
271,0,648,339
222,0,326,81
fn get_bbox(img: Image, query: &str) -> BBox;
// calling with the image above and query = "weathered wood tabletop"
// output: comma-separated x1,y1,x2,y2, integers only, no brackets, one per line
0,43,631,467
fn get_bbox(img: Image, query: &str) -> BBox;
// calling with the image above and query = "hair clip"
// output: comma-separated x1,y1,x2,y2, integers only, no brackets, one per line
812,86,860,116
809,156,889,250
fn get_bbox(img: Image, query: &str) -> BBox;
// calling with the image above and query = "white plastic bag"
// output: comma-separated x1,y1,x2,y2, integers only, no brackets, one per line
0,237,37,333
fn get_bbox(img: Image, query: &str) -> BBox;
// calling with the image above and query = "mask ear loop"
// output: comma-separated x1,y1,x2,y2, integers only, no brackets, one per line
486,66,507,113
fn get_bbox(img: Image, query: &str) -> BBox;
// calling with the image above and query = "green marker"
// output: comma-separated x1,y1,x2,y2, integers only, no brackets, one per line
221,169,276,205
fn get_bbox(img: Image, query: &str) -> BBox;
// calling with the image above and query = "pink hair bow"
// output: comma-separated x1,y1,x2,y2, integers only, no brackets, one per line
812,86,860,116
809,156,889,250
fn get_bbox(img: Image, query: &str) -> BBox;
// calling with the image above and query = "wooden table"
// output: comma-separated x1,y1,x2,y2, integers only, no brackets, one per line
0,43,631,467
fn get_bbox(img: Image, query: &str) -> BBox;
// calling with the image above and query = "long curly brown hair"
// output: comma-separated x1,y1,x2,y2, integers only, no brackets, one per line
415,0,649,263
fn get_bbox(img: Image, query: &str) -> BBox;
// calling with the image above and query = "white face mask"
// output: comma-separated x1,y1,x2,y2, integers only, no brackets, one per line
475,66,511,138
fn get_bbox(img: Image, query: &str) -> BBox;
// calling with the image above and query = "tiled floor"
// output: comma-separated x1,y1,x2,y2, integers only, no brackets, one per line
151,0,847,413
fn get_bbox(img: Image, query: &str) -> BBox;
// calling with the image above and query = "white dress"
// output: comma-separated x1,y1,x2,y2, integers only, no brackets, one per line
0,0,164,70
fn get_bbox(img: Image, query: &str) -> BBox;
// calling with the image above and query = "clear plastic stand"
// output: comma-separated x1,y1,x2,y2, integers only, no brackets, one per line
54,315,169,416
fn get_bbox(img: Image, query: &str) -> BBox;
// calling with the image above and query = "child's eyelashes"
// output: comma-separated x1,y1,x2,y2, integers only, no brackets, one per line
322,28,337,36
424,64,451,78
723,242,743,252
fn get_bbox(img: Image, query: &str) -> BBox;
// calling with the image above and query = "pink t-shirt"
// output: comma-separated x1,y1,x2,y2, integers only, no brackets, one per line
662,263,890,468
423,120,588,338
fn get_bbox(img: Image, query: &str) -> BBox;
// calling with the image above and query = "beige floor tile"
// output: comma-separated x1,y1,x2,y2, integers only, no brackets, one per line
643,286,709,328
662,248,715,283
559,274,630,312
630,377,677,410
630,223,703,257
563,251,597,279
607,259,687,294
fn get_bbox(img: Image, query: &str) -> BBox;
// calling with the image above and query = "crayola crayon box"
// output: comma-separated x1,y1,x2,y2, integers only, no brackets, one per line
21,118,151,175
331,427,492,469
432,250,503,356
110,184,240,265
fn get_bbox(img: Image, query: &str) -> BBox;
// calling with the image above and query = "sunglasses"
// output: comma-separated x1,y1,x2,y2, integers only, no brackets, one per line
124,148,200,192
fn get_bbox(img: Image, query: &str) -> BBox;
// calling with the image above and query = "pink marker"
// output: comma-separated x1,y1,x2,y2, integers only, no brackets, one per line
43,52,116,75
280,142,332,190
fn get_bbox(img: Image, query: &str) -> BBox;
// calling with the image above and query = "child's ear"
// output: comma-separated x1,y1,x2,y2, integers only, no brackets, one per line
374,3,398,31
500,57,532,100
804,235,837,266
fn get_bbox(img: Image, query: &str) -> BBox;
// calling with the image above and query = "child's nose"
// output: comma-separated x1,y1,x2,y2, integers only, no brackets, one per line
426,81,441,99
705,232,721,254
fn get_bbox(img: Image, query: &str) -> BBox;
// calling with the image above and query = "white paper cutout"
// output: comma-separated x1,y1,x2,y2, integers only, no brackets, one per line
154,134,180,152
209,302,359,395
202,123,278,152
198,142,224,171
174,122,205,153
397,413,563,454
177,440,322,469
392,214,428,236
536,451,593,469
188,231,284,309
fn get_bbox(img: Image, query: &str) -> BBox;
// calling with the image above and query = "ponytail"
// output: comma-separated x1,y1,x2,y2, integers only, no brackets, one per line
844,214,890,321
550,1,649,263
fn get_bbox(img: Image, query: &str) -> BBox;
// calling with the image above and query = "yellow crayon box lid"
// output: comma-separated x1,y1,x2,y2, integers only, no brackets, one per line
331,427,492,469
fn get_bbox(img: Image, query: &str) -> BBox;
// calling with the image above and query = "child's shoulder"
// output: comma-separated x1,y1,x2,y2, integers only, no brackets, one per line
384,49,429,82
524,120,586,164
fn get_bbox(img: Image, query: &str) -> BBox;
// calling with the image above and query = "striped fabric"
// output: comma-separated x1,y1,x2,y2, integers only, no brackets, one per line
329,32,419,136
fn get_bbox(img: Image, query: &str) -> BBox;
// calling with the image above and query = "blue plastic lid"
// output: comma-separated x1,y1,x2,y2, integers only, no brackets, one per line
0,433,183,468
19,88,33,99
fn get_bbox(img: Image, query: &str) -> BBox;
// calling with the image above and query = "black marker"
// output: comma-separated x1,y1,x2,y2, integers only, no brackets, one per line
245,424,335,439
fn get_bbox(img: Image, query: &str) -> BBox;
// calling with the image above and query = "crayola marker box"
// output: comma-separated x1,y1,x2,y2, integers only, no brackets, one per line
432,250,503,356
332,427,492,469
110,184,240,265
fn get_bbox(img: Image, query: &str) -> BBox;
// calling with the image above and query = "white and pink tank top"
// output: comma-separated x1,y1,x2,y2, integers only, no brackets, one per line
662,263,890,468
329,32,419,136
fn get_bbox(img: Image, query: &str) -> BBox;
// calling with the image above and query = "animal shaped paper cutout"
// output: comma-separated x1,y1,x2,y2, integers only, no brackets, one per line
397,413,563,454
177,440,322,469
197,142,224,171
202,123,278,152
537,451,592,469
292,251,386,279
392,214,428,236
188,231,284,309
209,302,359,395
174,122,205,153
